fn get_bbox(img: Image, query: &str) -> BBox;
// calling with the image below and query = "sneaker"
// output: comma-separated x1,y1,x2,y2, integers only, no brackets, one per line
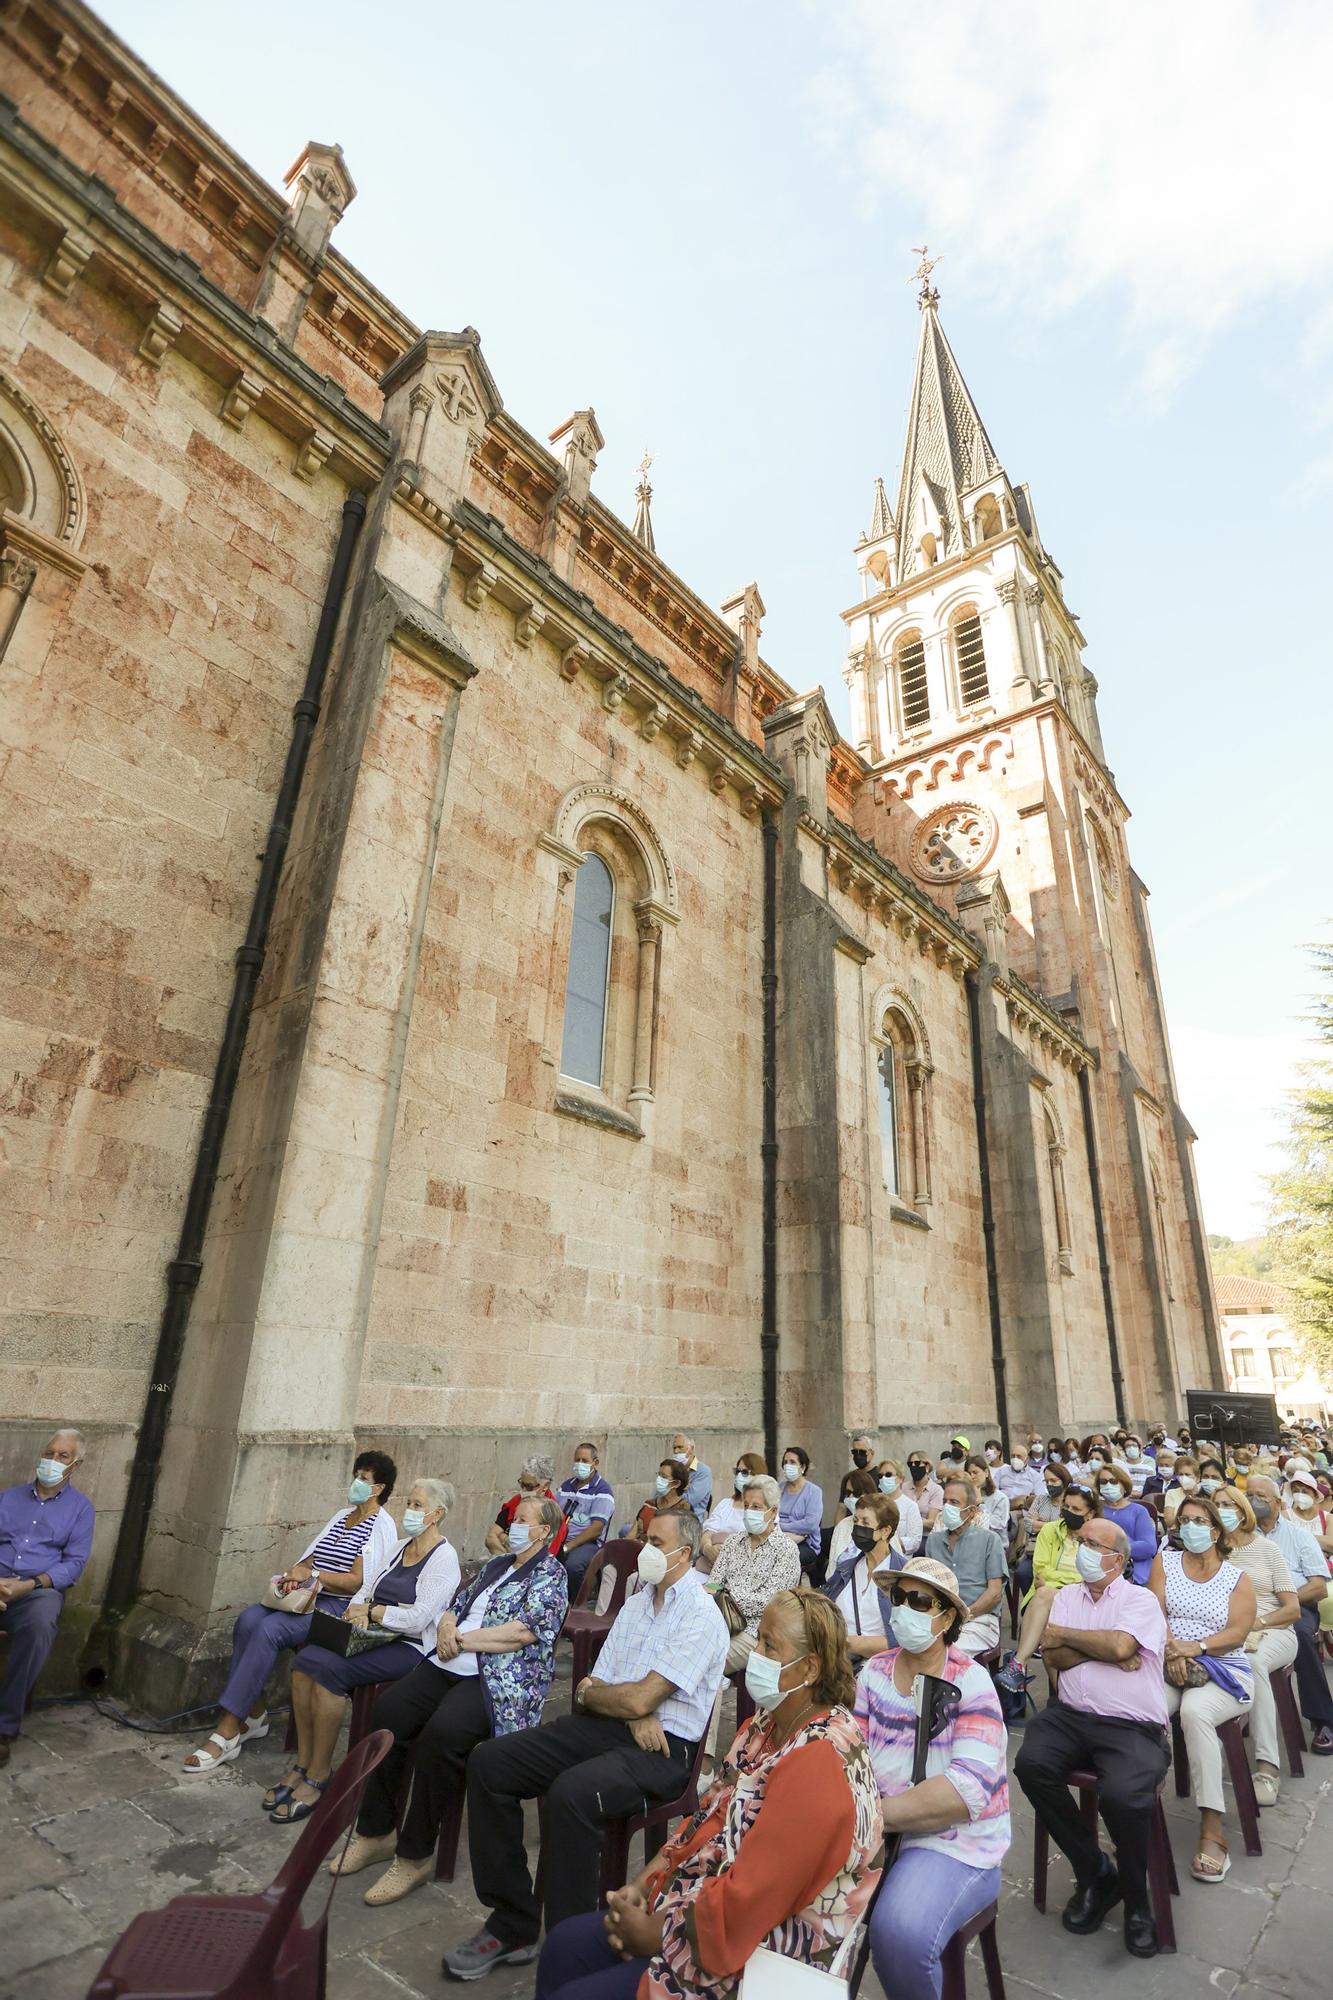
1252,1770,1280,1807
328,1831,398,1878
996,1658,1032,1694
442,1927,540,1981
364,1854,434,1905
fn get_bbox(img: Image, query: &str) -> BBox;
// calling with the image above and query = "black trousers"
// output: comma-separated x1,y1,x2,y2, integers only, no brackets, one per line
1014,1700,1169,1915
1293,1607,1333,1727
466,1710,694,1948
356,1659,491,1860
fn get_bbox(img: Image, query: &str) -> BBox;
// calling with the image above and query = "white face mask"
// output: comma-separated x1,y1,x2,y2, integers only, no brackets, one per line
1177,1475,1197,1491
985,1449,1000,1464
673,1451,691,1466
1293,1493,1316,1511
637,1543,672,1588
1010,1457,1026,1472
743,1508,768,1536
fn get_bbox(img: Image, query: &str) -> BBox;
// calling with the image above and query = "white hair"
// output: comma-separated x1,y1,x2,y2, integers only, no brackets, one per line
49,1427,85,1457
414,1478,455,1517
742,1474,781,1511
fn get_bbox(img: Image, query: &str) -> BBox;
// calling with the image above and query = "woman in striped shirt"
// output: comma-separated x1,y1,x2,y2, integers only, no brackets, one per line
854,1556,1011,2000
182,1451,398,1777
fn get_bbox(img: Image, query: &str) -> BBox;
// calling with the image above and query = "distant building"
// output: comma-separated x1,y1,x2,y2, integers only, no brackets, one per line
1217,1277,1329,1424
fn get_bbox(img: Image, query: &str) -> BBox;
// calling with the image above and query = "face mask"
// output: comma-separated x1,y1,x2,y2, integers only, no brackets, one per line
655,1476,671,1496
1010,1457,1026,1472
1075,1544,1108,1582
1180,1521,1214,1554
744,1648,810,1710
939,1503,964,1532
985,1449,1000,1464
1099,1484,1123,1502
673,1451,691,1466
1176,1475,1197,1491
744,1508,769,1536
842,1495,856,1513
879,1474,898,1495
401,1508,426,1537
1200,1478,1222,1495
348,1477,374,1506
851,1450,871,1470
1050,1450,1063,1463
1251,1498,1273,1522
36,1457,67,1487
1045,1484,1063,1500
782,1463,801,1483
1293,1493,1316,1511
889,1602,941,1654
1126,1446,1141,1461
1217,1507,1241,1532
573,1461,593,1481
507,1523,532,1554
1087,1456,1104,1471
735,1472,747,1492
637,1543,670,1587
1060,1509,1086,1532
850,1523,877,1553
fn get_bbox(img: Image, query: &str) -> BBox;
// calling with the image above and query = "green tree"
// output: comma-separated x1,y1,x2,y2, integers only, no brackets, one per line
1270,943,1333,1378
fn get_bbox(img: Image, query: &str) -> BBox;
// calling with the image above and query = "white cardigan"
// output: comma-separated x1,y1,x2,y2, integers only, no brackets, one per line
297,1505,400,1586
352,1537,462,1655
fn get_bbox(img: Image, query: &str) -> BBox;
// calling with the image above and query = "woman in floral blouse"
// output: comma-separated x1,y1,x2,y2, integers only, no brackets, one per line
331,1495,568,1907
536,1591,883,1999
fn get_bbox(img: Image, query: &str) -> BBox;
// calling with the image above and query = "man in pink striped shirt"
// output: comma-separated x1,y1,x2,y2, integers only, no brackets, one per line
1013,1518,1170,1960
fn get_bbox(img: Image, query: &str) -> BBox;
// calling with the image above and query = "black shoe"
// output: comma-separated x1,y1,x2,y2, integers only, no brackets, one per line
1062,1863,1122,1934
1124,1909,1159,1958
1310,1725,1333,1756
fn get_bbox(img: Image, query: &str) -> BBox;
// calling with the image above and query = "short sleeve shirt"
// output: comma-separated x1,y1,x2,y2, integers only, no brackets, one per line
924,1523,1008,1604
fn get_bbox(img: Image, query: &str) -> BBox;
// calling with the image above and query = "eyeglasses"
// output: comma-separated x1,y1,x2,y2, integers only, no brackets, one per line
889,1587,945,1614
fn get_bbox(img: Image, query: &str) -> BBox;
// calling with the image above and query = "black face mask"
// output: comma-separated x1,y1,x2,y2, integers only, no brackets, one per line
850,1523,877,1553
851,1450,871,1470
1061,1509,1087,1532
908,1461,929,1481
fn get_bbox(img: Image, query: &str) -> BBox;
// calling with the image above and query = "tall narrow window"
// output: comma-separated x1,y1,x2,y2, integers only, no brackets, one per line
877,1044,900,1194
955,614,989,707
560,853,614,1087
1045,1110,1073,1274
897,637,930,729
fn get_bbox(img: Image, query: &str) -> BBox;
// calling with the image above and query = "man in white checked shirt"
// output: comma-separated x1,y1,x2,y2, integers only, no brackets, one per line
445,1508,728,1982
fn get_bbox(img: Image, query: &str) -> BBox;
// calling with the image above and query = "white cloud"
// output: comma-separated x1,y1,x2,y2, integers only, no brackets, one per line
817,0,1333,400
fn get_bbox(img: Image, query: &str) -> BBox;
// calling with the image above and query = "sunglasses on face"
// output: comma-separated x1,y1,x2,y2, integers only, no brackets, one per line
889,1587,945,1614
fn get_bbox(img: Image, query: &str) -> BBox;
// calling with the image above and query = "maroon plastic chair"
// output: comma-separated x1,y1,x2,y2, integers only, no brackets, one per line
1031,1766,1178,1953
597,1705,717,1899
86,1728,394,1999
1171,1711,1262,1856
1240,1662,1306,1778
563,1541,642,1698
283,1676,386,1757
940,1900,1006,2000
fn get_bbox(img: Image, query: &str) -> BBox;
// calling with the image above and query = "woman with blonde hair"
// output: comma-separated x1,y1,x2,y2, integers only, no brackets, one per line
1215,1485,1299,1806
537,1591,882,1999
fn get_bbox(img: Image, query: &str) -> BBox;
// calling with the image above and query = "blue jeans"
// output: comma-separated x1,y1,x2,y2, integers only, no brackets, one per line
537,1912,647,1999
869,1847,1001,2000
216,1600,338,1721
0,1583,63,1735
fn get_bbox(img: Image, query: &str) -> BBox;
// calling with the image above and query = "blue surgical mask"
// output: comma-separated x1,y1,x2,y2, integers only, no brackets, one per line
1126,1446,1141,1461
655,1475,671,1496
1200,1478,1222,1495
888,1603,939,1654
743,1508,768,1536
1217,1507,1241,1532
507,1523,532,1554
879,1475,898,1495
1075,1544,1108,1581
743,1648,808,1710
1180,1521,1214,1554
782,1463,801,1483
36,1457,67,1488
573,1461,592,1481
1099,1484,1122,1502
348,1477,374,1506
939,1503,964,1532
735,1472,747,1492
401,1508,426,1537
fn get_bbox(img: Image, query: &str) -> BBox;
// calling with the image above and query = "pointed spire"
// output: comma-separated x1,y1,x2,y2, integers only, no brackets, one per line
631,448,655,553
895,256,1003,572
868,475,893,540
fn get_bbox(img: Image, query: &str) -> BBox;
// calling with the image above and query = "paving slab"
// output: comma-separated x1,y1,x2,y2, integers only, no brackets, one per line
3,1824,72,1895
0,1886,98,1979
1245,1880,1331,1998
14,1744,175,1818
37,1796,180,1867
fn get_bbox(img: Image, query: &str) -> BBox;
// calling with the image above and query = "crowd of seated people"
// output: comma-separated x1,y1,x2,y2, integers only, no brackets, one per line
28,1414,1330,1989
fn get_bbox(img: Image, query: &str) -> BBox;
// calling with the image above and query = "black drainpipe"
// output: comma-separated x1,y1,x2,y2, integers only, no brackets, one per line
1078,1062,1128,1427
964,969,1010,1454
91,491,368,1655
760,810,779,1473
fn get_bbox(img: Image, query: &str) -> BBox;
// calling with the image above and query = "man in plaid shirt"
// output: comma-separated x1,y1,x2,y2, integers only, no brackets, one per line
446,1510,727,1981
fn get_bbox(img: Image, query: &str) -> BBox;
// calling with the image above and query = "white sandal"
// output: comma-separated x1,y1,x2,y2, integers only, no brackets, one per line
181,1731,241,1777
238,1712,269,1744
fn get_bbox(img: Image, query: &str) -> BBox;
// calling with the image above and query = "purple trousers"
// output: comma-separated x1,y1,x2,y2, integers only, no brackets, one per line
0,1584,63,1735
216,1599,339,1721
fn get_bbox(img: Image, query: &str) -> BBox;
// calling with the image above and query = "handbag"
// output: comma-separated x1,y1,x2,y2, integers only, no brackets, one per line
739,1923,860,1997
307,1607,402,1659
260,1575,318,1613
709,1586,748,1638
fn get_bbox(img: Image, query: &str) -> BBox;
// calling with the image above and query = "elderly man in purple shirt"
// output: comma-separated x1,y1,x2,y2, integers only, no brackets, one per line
0,1428,95,1763
1013,1516,1170,1961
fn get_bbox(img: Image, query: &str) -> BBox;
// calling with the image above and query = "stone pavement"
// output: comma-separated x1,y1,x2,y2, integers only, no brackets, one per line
3,1674,1329,2000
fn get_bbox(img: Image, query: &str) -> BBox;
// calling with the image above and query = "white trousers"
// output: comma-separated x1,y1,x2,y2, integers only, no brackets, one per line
1245,1627,1299,1769
1164,1679,1251,1813
956,1612,1000,1658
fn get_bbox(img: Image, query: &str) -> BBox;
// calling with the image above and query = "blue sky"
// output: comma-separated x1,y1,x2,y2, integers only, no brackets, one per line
103,0,1331,1237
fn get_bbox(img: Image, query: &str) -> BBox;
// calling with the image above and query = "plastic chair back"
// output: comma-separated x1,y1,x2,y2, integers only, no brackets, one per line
572,1537,640,1611
270,1727,395,1918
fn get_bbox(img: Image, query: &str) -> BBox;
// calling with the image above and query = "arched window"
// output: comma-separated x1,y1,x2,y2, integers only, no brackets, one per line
895,631,930,731
559,852,614,1087
873,1001,932,1212
952,610,989,709
974,494,1002,542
